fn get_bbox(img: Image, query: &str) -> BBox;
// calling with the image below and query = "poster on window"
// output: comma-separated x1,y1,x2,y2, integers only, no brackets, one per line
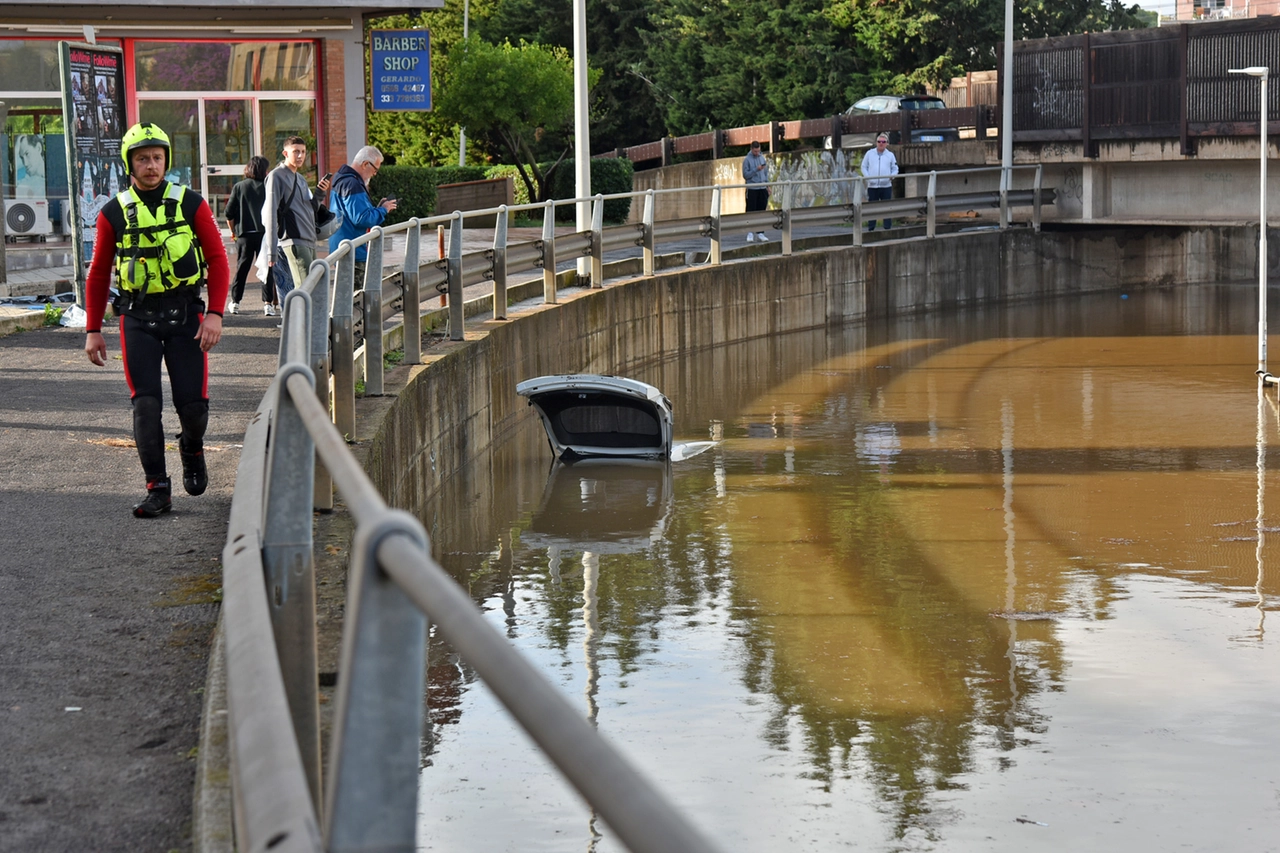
59,42,125,306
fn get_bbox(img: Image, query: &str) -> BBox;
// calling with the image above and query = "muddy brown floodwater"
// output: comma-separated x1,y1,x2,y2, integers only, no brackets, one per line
416,286,1280,852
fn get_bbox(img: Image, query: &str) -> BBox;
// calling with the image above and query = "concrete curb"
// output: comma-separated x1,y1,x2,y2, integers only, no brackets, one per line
0,307,50,337
193,613,234,853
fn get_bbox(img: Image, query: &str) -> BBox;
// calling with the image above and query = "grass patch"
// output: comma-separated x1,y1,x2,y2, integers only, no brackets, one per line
383,348,405,370
42,304,65,326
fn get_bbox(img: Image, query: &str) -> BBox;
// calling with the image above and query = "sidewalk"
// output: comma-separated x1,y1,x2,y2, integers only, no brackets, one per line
0,287,284,852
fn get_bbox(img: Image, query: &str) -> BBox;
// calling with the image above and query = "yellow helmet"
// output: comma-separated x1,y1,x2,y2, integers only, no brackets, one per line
121,122,171,175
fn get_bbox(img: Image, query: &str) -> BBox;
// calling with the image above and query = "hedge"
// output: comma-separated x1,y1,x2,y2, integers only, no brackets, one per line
369,160,633,226
484,158,634,223
367,165,488,226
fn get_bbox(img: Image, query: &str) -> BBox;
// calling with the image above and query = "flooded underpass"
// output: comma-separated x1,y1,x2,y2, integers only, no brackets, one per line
415,285,1280,852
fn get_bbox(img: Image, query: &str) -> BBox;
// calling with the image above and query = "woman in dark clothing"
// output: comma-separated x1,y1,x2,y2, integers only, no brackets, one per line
223,156,274,314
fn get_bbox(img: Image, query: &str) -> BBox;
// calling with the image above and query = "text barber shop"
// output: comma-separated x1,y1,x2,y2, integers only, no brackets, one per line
1,0,438,239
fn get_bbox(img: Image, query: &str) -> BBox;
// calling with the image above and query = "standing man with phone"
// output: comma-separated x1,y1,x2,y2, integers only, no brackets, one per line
861,133,899,231
328,145,398,287
741,140,770,243
258,136,331,306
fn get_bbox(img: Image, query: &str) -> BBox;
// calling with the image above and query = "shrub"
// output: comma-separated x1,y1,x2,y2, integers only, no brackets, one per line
369,166,436,226
549,157,634,223
430,166,488,187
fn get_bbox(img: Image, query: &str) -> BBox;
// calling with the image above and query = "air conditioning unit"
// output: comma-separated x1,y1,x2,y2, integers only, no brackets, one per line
4,198,54,239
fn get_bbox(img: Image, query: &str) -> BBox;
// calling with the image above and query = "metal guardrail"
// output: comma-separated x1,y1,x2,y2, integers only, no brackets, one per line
220,164,1052,852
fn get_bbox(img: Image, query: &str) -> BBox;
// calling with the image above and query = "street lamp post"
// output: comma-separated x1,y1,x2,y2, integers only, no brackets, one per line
1229,66,1275,385
458,0,469,167
573,0,592,283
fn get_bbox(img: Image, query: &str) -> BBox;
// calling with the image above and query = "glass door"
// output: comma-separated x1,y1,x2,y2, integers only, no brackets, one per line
201,98,254,224
136,96,254,223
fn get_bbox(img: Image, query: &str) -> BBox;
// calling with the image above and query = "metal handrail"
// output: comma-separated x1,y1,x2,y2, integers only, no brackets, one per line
221,166,1055,852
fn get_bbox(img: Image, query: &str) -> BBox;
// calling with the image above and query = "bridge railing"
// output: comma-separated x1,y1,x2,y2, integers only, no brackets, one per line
220,164,1050,851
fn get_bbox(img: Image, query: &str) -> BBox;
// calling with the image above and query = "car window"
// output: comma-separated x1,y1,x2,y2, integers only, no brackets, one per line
872,97,892,113
850,97,876,116
902,98,945,110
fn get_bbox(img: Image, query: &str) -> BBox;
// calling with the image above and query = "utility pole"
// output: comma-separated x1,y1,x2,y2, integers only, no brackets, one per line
573,0,592,282
458,0,469,166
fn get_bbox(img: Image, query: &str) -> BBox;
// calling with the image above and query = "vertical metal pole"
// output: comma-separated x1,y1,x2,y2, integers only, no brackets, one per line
493,205,509,319
448,211,464,341
999,166,1010,230
331,246,356,441
1261,72,1270,380
1002,0,1014,191
852,177,864,247
262,331,320,809
709,186,722,266
573,0,592,283
590,193,604,287
642,190,655,277
306,261,333,512
323,514,429,853
542,199,558,305
781,181,793,256
926,171,937,239
364,228,385,396
403,218,422,365
458,0,469,166
1033,165,1043,232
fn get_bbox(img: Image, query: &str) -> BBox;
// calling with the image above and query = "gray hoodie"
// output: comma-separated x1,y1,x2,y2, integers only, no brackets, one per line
261,165,318,264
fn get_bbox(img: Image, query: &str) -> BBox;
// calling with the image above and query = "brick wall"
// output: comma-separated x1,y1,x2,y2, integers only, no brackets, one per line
323,39,348,177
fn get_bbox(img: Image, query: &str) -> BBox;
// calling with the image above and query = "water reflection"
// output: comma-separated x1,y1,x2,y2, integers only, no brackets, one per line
418,286,1280,852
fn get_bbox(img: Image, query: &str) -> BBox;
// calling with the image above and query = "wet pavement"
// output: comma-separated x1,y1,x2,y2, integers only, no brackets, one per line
416,285,1280,852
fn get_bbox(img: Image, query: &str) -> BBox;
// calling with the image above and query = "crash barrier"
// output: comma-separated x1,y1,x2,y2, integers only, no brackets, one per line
220,163,1052,851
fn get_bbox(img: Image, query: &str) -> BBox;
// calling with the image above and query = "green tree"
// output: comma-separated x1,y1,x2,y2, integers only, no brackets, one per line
435,37,591,202
477,0,666,153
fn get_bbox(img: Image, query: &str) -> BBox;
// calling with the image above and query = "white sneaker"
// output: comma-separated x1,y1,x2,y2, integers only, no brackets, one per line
264,304,275,316
757,232,768,242
227,302,238,315
746,232,755,242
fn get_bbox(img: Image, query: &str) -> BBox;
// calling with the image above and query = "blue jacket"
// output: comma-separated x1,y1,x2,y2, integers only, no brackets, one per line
328,164,388,262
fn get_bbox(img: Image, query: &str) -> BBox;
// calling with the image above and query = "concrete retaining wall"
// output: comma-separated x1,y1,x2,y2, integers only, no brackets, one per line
357,224,1256,513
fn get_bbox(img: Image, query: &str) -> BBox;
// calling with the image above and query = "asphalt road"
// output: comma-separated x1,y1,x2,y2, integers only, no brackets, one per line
0,291,282,852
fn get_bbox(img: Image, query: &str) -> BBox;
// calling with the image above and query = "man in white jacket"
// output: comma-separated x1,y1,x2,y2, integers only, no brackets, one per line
860,133,899,231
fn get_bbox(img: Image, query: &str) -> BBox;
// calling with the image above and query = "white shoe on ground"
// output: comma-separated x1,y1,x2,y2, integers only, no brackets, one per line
746,232,755,242
227,302,238,314
757,232,768,242
264,304,275,316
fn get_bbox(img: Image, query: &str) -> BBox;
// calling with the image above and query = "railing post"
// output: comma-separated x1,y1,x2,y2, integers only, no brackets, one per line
926,171,938,239
781,181,793,256
852,176,864,247
493,205,509,319
263,301,321,809
542,199,557,305
306,260,333,512
642,190,655,277
403,218,422,365
590,193,604,288
709,186,722,266
323,511,429,853
999,167,1010,230
363,227,385,396
331,246,357,442
1033,165,1043,232
448,211,465,341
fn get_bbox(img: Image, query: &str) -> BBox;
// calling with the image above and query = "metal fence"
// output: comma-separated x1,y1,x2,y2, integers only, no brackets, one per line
220,166,1051,852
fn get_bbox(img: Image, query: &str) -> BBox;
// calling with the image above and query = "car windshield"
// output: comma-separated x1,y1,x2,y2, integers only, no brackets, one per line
901,99,945,110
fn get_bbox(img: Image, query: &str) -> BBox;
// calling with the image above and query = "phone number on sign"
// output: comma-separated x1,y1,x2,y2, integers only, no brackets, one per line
378,84,427,94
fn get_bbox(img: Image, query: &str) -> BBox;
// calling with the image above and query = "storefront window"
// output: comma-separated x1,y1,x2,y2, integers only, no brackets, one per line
134,41,316,93
137,100,199,188
261,99,318,177
4,99,69,208
0,40,62,92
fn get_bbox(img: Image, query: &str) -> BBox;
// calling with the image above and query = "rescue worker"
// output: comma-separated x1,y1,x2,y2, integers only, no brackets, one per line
83,122,230,517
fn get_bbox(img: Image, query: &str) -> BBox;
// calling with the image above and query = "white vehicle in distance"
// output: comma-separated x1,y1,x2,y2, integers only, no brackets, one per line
823,95,961,149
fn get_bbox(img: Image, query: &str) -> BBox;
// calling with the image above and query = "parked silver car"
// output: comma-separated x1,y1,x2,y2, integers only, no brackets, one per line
824,95,961,149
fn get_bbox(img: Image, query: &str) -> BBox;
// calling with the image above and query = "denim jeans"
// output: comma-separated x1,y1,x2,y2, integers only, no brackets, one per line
866,185,893,230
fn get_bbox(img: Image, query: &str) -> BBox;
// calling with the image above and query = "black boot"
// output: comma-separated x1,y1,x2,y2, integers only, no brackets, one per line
177,402,210,497
133,478,172,518
178,434,208,496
